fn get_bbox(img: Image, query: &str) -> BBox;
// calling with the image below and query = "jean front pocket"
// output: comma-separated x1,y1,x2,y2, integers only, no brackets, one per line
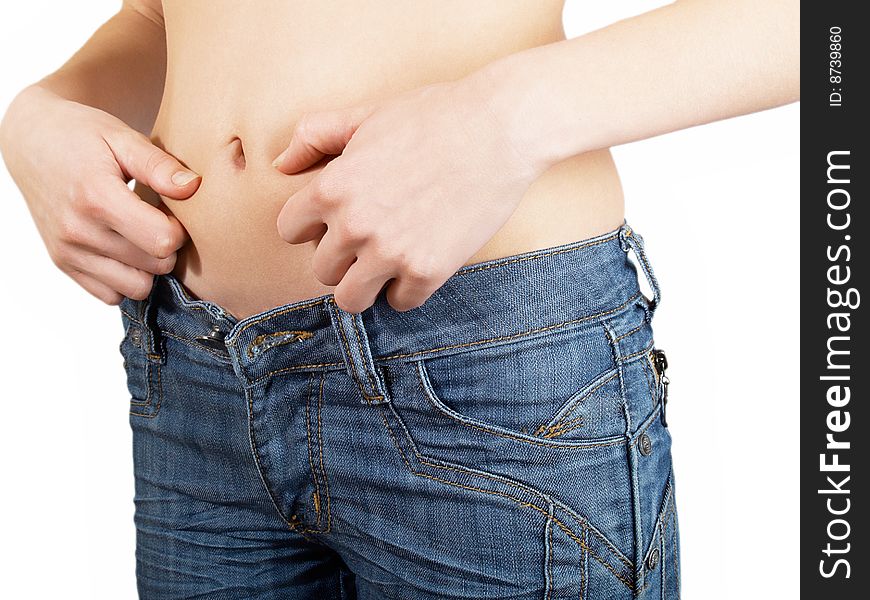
118,313,162,418
411,321,629,444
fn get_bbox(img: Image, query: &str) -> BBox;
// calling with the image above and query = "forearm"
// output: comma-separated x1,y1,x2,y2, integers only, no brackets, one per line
482,0,800,170
20,5,167,135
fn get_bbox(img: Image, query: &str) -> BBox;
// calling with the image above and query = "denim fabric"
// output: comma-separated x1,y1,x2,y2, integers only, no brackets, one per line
117,219,680,599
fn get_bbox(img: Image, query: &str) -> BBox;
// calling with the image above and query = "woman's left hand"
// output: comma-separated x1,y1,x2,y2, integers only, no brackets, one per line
272,73,542,313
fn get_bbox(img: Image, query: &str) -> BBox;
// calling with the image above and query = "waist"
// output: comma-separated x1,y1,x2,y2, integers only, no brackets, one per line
136,149,624,319
119,220,649,386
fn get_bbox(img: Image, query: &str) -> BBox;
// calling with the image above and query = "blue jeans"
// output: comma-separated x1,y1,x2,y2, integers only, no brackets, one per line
118,220,680,599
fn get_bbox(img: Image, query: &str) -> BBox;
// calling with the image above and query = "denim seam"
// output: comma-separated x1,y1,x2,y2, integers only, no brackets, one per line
243,385,319,544
304,372,325,531
382,398,633,570
119,308,141,324
640,354,658,413
538,369,621,439
414,361,627,450
128,356,151,407
303,371,333,535
225,298,327,344
377,404,635,590
545,503,554,600
333,307,384,403
454,231,619,277
316,371,332,534
129,359,162,418
376,291,643,363
602,317,646,592
121,325,152,408
250,362,347,385
613,321,645,344
642,471,677,600
350,314,380,397
624,228,660,313
581,527,588,600
671,486,680,600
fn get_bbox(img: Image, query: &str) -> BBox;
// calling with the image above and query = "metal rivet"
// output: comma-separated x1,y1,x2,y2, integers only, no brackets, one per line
639,432,653,456
129,326,142,348
647,548,660,571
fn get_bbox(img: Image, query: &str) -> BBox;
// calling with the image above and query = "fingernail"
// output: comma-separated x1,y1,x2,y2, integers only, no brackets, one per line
272,149,287,168
172,170,199,186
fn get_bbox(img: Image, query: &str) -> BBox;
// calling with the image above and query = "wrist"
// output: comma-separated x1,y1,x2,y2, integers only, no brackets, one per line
471,46,586,176
0,85,44,156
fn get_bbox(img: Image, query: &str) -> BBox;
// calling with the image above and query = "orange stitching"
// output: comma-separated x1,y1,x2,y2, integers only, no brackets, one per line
380,292,643,362
334,309,382,403
380,401,632,569
613,321,645,343
248,362,346,384
351,315,378,395
455,232,619,276
128,351,151,407
580,527,587,600
303,372,323,530
316,372,332,533
539,371,620,438
247,330,314,359
377,408,635,590
129,359,162,418
546,515,554,600
119,308,140,322
244,387,295,531
228,298,326,341
415,362,625,450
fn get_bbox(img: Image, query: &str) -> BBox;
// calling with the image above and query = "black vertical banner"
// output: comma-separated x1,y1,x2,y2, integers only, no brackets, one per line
802,2,867,596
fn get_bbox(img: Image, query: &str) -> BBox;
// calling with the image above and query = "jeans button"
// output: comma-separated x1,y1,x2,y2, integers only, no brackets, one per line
639,432,653,456
196,324,228,353
647,548,660,571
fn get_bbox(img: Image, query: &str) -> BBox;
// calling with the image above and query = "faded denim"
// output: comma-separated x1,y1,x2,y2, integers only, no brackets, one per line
118,219,680,599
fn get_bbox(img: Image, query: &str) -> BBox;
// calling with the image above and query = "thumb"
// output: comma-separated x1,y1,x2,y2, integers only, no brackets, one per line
272,103,378,174
109,130,201,200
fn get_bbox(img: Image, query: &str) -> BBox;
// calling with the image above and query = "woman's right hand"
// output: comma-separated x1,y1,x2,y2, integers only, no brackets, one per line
0,85,201,304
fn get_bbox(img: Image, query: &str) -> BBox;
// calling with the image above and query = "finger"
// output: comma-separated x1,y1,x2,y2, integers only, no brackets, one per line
97,179,190,259
106,129,201,200
67,269,124,305
272,103,378,174
332,257,392,314
74,252,156,301
276,182,327,245
384,268,446,312
88,227,178,275
310,229,357,286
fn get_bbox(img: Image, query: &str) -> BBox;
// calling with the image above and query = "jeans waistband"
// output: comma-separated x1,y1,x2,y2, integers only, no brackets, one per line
119,219,661,399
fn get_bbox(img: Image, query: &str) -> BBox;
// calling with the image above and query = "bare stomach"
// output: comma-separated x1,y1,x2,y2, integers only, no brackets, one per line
140,0,625,320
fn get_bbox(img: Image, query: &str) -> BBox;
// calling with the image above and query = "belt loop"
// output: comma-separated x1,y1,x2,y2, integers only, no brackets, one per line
135,274,165,363
326,300,389,405
618,222,662,318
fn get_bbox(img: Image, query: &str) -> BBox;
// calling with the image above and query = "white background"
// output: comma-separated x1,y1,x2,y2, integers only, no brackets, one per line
0,1,799,598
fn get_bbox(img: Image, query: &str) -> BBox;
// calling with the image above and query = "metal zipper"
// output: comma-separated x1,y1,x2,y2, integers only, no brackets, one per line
652,348,669,427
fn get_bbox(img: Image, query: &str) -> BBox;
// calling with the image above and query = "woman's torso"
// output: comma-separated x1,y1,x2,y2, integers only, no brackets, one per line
140,0,625,319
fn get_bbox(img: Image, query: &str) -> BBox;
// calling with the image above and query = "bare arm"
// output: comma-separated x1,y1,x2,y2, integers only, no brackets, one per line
482,0,799,170
271,0,799,313
31,0,168,135
0,1,200,305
